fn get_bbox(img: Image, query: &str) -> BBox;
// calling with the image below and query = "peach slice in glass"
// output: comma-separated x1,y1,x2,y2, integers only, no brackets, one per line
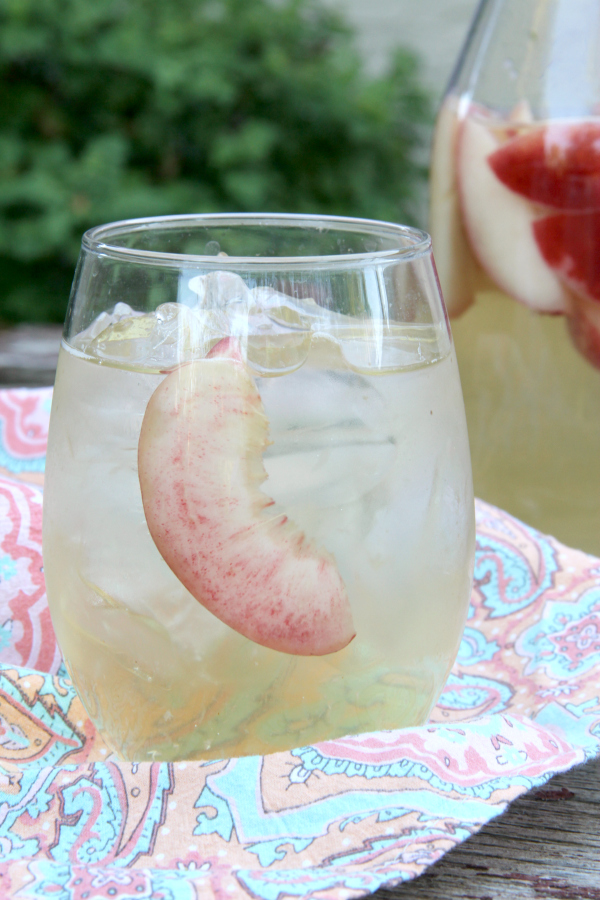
138,339,356,656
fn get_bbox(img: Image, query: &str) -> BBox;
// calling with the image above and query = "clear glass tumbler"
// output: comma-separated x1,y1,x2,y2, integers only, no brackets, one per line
42,213,475,761
430,0,600,554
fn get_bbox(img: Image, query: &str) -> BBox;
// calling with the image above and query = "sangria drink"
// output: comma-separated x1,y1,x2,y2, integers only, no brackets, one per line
42,215,474,761
430,0,600,555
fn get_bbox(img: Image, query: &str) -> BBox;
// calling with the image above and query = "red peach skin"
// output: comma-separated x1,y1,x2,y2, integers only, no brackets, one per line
138,339,356,656
489,121,600,211
534,211,600,369
534,211,600,302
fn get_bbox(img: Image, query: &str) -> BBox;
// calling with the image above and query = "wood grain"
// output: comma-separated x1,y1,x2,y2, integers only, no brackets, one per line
0,325,61,386
373,756,600,899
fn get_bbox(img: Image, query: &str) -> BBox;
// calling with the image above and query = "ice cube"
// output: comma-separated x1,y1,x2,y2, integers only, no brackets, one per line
337,323,449,374
80,303,226,369
75,302,142,346
244,329,312,375
76,279,371,374
251,287,321,327
242,287,312,374
260,365,396,508
257,281,452,373
257,288,344,333
188,271,250,309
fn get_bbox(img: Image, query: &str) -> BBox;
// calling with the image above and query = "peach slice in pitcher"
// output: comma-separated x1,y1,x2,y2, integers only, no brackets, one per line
457,113,569,313
138,338,355,656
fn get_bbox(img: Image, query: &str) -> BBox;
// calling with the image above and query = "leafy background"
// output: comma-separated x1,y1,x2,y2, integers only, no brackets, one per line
0,0,431,323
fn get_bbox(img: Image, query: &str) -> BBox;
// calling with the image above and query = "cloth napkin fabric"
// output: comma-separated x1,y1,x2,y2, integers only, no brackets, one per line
0,387,598,900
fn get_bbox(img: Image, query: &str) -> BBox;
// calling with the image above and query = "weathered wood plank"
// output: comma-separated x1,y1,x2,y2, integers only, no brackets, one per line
372,756,600,899
0,325,62,386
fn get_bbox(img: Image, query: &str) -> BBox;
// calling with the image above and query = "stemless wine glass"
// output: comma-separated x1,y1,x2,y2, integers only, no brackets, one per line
430,0,600,554
42,213,474,762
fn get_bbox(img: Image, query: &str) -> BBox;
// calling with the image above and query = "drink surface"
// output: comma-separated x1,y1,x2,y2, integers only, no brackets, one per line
43,291,474,761
430,95,600,556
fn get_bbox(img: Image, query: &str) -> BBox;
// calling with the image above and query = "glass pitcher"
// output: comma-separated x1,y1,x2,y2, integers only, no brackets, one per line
430,0,600,554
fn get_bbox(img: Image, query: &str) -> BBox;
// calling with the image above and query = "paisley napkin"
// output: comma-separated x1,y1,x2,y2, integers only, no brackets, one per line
0,387,598,900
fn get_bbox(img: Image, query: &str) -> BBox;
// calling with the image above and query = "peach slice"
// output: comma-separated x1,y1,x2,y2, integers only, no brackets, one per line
457,113,569,313
489,121,600,211
138,338,355,656
534,210,600,302
533,210,600,369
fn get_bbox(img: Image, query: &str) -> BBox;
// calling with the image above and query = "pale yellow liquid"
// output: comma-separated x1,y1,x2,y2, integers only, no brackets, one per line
43,333,474,761
430,95,600,556
453,292,600,554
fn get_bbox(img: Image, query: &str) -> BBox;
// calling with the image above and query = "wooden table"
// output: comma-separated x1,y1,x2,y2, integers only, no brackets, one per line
374,755,600,899
0,324,62,386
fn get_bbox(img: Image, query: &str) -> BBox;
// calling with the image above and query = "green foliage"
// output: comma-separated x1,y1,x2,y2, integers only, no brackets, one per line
0,0,431,322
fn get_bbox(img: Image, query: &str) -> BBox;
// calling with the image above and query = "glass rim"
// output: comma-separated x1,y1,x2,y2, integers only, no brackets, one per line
82,213,432,269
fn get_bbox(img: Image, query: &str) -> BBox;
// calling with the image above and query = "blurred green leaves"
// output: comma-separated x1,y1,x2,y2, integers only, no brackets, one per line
0,0,431,322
